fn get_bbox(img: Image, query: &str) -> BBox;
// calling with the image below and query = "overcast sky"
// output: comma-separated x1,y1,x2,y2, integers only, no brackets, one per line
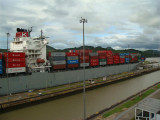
0,0,160,50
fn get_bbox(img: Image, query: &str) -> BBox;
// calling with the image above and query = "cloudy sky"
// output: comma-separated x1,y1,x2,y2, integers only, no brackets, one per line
0,0,160,50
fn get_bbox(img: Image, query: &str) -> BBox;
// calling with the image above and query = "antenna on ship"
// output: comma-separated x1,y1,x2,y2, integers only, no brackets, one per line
28,27,32,37
39,29,49,39
40,29,43,39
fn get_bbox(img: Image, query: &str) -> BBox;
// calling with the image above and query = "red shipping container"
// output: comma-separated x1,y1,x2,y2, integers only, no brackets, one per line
99,56,106,59
79,52,89,56
114,59,119,64
53,64,66,70
107,60,113,62
90,59,99,63
6,58,25,63
80,59,89,63
79,56,89,60
90,56,98,59
97,50,107,53
113,55,120,58
106,54,112,56
134,56,138,62
107,56,113,59
48,52,51,57
6,62,26,68
106,50,112,54
107,57,113,60
120,58,125,64
107,61,113,65
98,53,106,56
79,50,92,53
4,52,25,58
70,50,92,54
114,53,119,56
113,55,120,64
16,32,29,37
90,62,99,66
130,59,134,63
0,53,2,59
67,64,79,68
66,52,78,56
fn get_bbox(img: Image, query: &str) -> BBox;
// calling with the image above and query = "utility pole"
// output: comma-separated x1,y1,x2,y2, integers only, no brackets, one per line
6,32,10,101
80,17,87,120
128,44,130,73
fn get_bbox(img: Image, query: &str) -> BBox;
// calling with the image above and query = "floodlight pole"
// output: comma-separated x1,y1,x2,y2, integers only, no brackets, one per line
6,32,10,101
80,17,87,120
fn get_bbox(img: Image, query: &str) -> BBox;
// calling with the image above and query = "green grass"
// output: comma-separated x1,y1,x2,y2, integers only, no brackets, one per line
103,84,160,118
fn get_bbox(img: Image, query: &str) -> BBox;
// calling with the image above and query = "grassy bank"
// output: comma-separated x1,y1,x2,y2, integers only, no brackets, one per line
103,83,160,118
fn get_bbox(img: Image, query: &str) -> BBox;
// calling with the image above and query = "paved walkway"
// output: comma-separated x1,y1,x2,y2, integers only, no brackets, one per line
94,89,160,120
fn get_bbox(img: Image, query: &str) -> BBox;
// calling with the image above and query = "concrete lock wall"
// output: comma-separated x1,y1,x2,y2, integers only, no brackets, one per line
0,63,138,95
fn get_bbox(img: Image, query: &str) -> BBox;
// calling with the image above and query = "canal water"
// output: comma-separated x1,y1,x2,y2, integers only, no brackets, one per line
0,58,160,120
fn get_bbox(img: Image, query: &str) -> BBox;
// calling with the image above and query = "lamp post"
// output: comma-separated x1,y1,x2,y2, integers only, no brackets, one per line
128,44,130,73
80,17,87,120
6,32,10,101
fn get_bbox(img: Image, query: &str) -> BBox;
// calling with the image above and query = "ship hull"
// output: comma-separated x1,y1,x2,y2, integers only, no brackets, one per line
0,63,139,95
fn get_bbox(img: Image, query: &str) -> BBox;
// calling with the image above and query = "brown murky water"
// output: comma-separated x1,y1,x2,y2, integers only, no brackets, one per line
0,58,159,120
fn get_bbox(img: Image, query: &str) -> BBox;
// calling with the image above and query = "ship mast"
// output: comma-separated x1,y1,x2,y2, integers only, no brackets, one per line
40,29,43,39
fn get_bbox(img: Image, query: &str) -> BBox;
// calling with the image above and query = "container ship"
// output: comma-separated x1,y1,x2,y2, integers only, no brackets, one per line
0,28,144,96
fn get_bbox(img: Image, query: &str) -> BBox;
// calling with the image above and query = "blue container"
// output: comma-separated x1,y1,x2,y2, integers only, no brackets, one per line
67,60,79,64
124,53,129,56
0,60,2,68
0,68,3,74
125,58,130,63
120,53,124,56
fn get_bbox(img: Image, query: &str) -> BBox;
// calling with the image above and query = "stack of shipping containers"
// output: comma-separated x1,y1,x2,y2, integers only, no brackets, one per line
124,53,130,63
130,53,138,63
66,52,79,68
141,56,145,62
119,53,125,64
89,52,99,67
106,50,113,65
49,52,66,70
79,50,92,67
113,53,120,64
0,53,2,74
97,51,107,65
4,52,26,73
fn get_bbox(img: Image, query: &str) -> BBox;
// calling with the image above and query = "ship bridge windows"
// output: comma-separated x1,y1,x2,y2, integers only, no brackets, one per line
26,50,41,55
14,41,23,44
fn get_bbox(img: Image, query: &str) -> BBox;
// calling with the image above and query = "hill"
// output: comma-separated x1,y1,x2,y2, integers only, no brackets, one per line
0,49,7,52
0,45,159,57
46,45,159,57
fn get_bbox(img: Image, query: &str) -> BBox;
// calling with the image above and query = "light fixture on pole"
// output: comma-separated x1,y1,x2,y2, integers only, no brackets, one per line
80,17,87,120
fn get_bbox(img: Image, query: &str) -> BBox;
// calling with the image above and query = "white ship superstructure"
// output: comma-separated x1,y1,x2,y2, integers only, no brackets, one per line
10,28,50,72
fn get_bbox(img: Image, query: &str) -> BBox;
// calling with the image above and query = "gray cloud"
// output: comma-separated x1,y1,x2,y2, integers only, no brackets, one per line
0,0,160,50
